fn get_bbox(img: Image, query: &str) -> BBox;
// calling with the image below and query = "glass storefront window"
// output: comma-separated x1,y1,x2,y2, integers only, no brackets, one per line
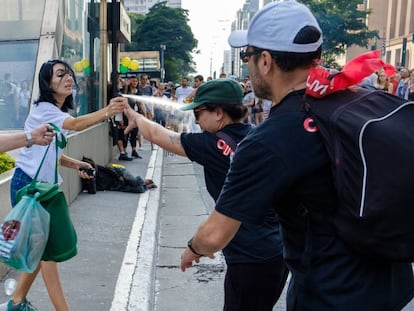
0,40,38,129
0,0,102,129
0,0,44,129
62,0,101,116
0,0,45,40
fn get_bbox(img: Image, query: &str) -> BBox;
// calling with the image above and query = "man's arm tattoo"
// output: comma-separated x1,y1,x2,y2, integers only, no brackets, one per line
169,135,181,145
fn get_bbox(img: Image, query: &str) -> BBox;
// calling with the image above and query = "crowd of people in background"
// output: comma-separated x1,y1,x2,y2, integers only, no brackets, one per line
0,72,91,130
113,74,183,160
5,65,411,137
0,73,33,128
359,66,414,100
113,73,269,162
3,64,412,160
210,74,271,126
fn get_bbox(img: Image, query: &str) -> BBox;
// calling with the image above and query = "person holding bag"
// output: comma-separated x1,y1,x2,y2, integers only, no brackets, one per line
5,59,125,311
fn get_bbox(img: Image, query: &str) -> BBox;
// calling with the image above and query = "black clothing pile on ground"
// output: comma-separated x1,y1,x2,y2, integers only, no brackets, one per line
81,156,157,194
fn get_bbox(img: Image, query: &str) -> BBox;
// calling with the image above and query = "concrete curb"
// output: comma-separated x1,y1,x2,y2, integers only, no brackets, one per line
110,147,163,311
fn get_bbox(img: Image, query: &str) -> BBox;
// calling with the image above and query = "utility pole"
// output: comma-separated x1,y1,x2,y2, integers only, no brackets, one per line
401,37,407,68
111,1,118,97
160,44,166,83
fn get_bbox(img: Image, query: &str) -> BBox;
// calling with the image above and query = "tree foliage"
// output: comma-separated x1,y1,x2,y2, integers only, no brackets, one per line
125,2,198,82
0,152,15,174
301,0,379,68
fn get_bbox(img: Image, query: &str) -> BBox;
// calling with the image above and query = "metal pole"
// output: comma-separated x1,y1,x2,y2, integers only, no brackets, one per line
111,1,118,97
100,0,108,106
160,44,166,83
401,37,407,68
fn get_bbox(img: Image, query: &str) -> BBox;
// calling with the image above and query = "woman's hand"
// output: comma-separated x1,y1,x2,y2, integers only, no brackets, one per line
77,162,95,179
107,96,127,117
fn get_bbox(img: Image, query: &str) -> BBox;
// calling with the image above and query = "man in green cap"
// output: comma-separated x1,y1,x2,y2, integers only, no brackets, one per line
123,78,287,310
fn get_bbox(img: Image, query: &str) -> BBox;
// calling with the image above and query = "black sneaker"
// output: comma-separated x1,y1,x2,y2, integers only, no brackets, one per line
118,153,133,161
131,150,142,159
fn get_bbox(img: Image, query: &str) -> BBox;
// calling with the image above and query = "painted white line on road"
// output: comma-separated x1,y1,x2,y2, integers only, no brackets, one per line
110,147,162,311
128,147,163,311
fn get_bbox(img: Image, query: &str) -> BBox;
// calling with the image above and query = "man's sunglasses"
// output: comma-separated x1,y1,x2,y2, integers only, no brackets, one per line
240,49,263,63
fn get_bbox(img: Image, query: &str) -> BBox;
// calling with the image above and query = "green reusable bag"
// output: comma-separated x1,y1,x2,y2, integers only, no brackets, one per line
15,123,78,262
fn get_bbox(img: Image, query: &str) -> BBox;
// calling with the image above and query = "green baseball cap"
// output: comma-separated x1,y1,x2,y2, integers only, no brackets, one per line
180,78,243,111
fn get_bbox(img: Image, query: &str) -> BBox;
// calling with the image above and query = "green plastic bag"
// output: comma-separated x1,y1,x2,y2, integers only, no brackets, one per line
15,123,78,262
0,194,50,272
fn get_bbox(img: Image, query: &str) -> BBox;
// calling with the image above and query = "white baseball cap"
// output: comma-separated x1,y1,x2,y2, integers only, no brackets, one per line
228,0,323,53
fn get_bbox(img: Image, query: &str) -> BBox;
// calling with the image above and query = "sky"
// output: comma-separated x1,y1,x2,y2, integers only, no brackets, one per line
181,0,245,78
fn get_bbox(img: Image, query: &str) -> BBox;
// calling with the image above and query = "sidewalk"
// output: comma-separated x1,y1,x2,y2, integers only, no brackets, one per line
151,154,226,311
0,141,160,311
141,153,288,310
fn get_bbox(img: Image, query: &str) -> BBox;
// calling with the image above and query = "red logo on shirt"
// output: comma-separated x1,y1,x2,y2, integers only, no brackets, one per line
217,139,234,156
303,117,318,133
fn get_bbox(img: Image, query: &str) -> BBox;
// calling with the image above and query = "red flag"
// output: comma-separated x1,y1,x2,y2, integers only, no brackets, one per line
306,50,396,98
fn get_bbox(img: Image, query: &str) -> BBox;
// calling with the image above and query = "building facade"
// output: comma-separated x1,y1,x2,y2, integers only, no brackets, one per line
228,0,259,79
346,0,413,69
0,0,130,130
123,0,181,14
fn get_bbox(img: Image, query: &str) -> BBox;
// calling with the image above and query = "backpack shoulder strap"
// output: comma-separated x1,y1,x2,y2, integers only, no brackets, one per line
216,131,237,151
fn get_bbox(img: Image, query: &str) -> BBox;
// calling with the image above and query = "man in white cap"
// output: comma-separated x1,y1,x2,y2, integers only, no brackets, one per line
180,1,414,310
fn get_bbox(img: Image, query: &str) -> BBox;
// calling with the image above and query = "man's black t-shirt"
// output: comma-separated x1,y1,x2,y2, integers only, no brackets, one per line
181,123,283,263
216,90,414,310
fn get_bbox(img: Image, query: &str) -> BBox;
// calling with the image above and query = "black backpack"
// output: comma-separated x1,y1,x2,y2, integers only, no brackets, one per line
305,87,414,261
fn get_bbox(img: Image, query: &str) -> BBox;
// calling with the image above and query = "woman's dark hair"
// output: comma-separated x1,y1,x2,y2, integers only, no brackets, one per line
202,103,248,122
254,26,322,72
35,59,78,112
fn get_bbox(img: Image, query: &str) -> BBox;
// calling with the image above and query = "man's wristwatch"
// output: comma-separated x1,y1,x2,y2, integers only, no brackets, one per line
25,131,33,148
187,238,204,257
